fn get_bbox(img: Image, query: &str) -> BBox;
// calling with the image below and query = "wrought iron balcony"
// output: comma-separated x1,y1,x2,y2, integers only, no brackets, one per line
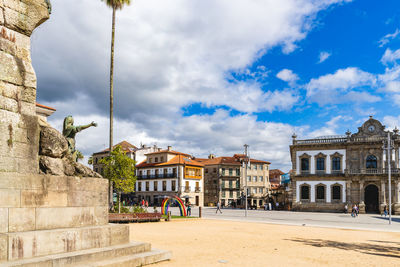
184,186,191,193
195,187,201,193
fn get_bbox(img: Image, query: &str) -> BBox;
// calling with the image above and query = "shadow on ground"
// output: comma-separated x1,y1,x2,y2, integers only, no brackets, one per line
287,238,400,259
372,216,400,223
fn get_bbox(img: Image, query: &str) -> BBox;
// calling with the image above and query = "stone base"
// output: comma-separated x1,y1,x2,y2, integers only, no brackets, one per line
2,241,171,267
0,224,129,261
394,203,400,215
291,202,347,212
358,203,366,214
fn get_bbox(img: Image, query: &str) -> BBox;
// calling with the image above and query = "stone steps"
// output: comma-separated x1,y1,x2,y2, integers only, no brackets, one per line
74,249,172,267
2,241,171,266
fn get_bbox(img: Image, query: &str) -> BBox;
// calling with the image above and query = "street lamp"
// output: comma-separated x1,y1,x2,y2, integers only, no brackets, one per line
383,131,394,225
244,144,249,217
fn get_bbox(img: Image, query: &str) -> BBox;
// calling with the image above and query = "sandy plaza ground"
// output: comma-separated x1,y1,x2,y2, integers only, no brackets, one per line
129,218,400,267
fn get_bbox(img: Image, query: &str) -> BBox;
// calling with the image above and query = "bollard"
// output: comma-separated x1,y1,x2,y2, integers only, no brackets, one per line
199,206,202,218
167,211,171,221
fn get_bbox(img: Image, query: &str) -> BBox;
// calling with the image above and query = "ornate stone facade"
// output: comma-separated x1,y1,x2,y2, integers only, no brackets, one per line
290,117,400,214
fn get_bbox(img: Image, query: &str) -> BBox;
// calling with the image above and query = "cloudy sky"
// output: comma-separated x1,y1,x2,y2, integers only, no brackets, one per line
31,0,400,171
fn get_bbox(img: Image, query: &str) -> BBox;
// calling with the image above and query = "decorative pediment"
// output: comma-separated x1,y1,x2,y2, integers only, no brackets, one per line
315,152,327,158
352,116,386,137
299,153,311,158
331,152,343,158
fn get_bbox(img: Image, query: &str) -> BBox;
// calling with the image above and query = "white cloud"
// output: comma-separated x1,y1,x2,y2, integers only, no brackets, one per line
307,115,351,137
381,48,400,65
276,69,299,86
31,0,353,170
378,29,400,47
383,115,400,130
317,51,331,63
306,67,378,105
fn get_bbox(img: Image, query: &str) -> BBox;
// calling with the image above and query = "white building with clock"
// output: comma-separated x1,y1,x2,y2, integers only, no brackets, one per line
289,116,400,214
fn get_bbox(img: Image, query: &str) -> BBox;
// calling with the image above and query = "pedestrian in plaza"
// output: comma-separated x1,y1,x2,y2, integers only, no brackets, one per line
187,202,192,216
216,201,222,214
383,205,388,217
351,204,357,217
141,199,145,208
344,204,348,214
355,204,359,216
145,200,149,209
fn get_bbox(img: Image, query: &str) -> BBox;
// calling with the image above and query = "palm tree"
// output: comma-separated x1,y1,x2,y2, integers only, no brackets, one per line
102,0,131,211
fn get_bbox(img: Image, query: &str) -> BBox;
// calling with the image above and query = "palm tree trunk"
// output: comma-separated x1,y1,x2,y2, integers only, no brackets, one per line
109,5,116,211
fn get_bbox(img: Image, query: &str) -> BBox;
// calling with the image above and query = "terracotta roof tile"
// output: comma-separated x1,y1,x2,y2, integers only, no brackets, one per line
145,149,191,157
93,141,137,155
136,155,204,168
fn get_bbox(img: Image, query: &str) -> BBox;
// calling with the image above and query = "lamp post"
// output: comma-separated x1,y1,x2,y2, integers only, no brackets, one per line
244,144,249,217
383,131,393,225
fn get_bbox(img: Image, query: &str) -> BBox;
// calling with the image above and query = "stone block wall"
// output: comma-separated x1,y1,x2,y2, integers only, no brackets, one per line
0,172,115,261
0,0,49,174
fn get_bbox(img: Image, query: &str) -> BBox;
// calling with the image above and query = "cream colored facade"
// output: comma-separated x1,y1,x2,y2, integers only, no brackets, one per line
242,161,271,207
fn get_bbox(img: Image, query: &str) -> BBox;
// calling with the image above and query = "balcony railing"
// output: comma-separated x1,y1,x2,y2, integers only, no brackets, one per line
137,173,177,179
345,168,400,175
195,187,201,193
295,135,387,145
184,187,191,193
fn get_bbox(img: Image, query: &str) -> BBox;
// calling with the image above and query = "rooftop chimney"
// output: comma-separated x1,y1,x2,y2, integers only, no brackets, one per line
167,146,172,151
208,154,215,159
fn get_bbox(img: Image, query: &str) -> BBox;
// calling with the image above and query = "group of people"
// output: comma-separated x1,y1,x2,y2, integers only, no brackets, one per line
141,199,149,209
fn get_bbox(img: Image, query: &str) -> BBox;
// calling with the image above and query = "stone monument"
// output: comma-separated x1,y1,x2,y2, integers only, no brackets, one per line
0,0,170,265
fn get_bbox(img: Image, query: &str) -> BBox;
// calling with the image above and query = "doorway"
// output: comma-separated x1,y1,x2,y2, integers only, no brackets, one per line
364,184,379,213
195,196,199,206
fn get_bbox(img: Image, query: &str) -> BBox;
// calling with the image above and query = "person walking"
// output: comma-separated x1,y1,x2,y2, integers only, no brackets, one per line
187,202,192,216
344,204,348,214
216,201,222,214
383,205,388,217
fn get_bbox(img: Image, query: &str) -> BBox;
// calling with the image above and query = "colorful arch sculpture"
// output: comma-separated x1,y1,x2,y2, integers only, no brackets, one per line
161,196,187,217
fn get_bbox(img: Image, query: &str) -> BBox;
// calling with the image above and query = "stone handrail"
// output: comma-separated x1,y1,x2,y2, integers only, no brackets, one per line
295,136,387,145
345,168,400,175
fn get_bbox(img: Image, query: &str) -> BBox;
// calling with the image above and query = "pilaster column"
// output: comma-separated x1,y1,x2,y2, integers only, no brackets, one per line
359,181,364,203
346,181,352,204
395,148,399,169
396,181,400,204
382,150,385,170
381,181,386,204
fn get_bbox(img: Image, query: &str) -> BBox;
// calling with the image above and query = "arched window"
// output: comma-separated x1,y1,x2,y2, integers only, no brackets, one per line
301,158,309,171
366,155,377,169
316,158,325,171
332,157,341,171
332,185,341,200
316,185,325,200
300,185,310,200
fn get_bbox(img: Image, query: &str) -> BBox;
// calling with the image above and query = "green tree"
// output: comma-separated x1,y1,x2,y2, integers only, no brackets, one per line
76,150,84,162
102,0,131,153
88,156,93,165
102,0,131,211
100,145,136,213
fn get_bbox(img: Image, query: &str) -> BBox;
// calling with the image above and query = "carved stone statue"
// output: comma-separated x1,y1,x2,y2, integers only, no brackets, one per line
45,0,52,14
62,116,97,161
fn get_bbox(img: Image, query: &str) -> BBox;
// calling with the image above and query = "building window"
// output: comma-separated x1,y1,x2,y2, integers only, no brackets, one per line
163,181,167,191
260,165,263,170
259,188,263,194
149,158,152,163
301,158,309,172
332,185,341,200
259,176,263,182
332,157,341,171
154,181,158,191
316,158,325,171
221,181,225,189
236,168,240,176
205,168,209,173
253,165,257,170
95,157,98,164
213,168,217,173
316,185,325,200
229,180,233,188
229,191,233,198
146,182,149,191
222,168,226,175
155,157,158,163
253,176,257,182
300,184,310,200
229,168,233,176
222,190,226,198
160,156,164,162
253,188,257,194
247,176,251,182
366,155,377,169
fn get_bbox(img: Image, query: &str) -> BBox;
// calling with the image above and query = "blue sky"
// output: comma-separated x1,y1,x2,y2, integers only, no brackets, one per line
32,0,400,171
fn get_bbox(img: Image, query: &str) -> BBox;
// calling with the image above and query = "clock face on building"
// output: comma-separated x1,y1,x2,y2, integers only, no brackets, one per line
368,125,375,132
